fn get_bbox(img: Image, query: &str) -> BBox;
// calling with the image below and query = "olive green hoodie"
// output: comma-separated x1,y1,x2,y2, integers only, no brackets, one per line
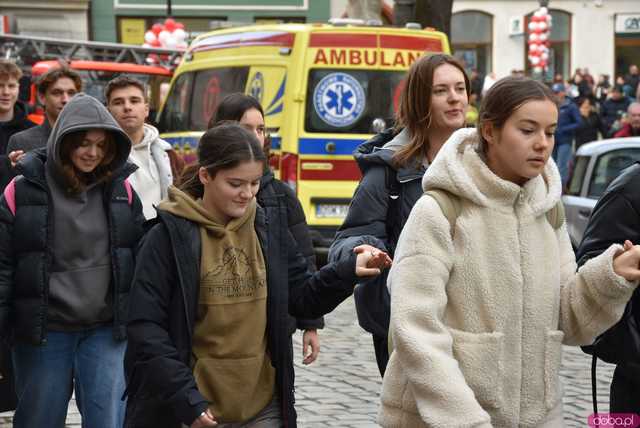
158,186,275,423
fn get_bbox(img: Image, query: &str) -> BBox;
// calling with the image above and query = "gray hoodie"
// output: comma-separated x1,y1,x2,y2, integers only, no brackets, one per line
45,93,132,331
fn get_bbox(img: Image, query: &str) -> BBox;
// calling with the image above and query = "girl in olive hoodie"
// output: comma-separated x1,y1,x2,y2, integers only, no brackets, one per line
379,77,640,428
124,124,387,428
0,93,144,428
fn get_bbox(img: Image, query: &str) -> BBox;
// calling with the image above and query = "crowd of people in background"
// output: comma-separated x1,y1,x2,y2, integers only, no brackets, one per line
463,63,640,187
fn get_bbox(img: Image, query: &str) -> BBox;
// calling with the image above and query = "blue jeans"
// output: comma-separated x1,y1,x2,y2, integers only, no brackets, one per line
11,326,126,428
552,142,573,187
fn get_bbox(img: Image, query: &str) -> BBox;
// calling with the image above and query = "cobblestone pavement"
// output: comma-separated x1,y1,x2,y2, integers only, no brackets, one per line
0,296,616,427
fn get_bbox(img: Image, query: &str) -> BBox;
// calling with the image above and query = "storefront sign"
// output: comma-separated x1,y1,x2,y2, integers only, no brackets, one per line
120,18,146,44
616,14,640,34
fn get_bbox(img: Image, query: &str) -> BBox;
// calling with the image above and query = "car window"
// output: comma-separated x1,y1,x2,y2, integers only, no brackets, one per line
566,155,589,196
157,72,194,133
189,67,250,131
305,68,405,134
588,148,640,199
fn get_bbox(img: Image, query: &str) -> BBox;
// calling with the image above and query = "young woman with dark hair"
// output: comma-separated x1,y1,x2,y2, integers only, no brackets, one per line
328,53,470,376
123,123,386,428
0,93,144,428
209,92,324,365
379,77,640,427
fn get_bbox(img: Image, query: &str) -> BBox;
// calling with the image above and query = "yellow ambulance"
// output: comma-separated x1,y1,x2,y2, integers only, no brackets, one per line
157,22,449,255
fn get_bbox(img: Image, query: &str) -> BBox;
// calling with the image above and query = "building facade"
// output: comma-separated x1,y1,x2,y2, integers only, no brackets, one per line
451,0,640,82
94,0,331,44
0,0,90,40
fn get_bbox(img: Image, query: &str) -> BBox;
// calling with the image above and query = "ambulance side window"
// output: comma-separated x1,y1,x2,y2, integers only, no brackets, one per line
190,67,250,131
158,72,194,133
305,69,405,134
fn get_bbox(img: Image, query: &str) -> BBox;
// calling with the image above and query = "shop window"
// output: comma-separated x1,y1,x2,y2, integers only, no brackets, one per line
451,11,493,76
524,9,571,81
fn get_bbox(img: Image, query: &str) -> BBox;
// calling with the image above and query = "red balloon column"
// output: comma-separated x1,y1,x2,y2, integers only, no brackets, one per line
143,18,188,50
527,7,552,75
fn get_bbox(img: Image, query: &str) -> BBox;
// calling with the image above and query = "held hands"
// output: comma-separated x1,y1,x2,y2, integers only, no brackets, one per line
8,150,24,168
613,240,640,282
302,329,320,365
191,409,217,427
353,244,392,277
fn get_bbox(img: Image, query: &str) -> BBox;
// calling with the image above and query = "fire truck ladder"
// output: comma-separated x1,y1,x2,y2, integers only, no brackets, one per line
0,33,183,69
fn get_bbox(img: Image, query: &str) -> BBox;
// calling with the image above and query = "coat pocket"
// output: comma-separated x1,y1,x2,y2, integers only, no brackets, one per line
449,328,504,409
544,330,565,410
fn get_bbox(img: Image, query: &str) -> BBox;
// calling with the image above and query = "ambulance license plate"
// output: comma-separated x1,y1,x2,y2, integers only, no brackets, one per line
316,204,349,218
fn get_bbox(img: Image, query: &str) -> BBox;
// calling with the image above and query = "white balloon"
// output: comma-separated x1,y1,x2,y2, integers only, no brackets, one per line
158,30,171,44
529,44,537,53
144,31,156,44
165,35,178,48
539,7,548,15
541,52,549,61
529,33,539,42
531,56,541,65
539,22,547,31
528,22,536,31
534,10,542,17
533,66,543,73
142,43,152,48
172,28,187,43
177,41,189,50
539,33,548,42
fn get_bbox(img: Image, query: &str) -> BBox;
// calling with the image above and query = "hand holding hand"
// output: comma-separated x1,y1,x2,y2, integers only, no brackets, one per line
302,329,320,365
8,150,24,168
191,409,217,427
353,244,392,277
613,240,640,282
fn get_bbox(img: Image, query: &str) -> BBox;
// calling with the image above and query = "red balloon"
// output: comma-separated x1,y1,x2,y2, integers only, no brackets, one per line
164,18,176,32
150,39,161,47
534,27,543,34
540,60,547,68
175,22,185,30
151,23,163,35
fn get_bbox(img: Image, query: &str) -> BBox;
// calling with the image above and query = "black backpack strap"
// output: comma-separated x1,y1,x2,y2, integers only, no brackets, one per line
591,354,599,421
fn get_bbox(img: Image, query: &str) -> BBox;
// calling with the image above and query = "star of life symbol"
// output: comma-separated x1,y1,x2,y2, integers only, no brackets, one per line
313,72,365,127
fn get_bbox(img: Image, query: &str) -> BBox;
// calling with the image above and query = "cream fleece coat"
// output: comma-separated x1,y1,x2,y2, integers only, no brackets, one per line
378,128,637,428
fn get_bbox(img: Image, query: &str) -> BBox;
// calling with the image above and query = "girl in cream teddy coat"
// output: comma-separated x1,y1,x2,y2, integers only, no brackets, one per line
378,77,640,428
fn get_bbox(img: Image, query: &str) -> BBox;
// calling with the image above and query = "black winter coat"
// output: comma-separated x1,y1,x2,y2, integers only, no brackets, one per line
123,199,359,428
328,129,425,337
258,171,323,332
0,101,35,190
576,162,640,384
0,149,145,345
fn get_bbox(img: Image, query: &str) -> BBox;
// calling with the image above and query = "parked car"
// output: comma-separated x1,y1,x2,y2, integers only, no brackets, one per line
563,137,640,249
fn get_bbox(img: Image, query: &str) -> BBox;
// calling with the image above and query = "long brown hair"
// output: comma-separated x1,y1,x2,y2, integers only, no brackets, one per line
180,123,266,199
59,130,118,194
477,76,558,154
394,53,470,167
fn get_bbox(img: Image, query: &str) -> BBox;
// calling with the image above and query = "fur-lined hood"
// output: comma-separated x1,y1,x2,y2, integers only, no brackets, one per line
422,128,561,216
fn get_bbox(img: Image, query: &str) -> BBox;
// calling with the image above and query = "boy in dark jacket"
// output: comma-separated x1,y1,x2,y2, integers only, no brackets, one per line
577,162,640,412
0,60,35,190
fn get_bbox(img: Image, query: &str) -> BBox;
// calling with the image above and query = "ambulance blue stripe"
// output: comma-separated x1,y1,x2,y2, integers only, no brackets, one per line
265,102,283,116
265,76,286,111
298,138,365,155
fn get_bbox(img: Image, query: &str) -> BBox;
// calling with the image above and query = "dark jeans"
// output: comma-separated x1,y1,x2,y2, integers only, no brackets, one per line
373,334,389,377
